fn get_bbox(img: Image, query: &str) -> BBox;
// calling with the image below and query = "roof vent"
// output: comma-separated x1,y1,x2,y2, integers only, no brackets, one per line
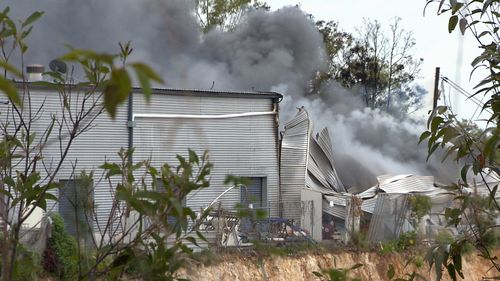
26,64,45,82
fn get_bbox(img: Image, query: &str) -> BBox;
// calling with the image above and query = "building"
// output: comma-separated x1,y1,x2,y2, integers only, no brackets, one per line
0,80,282,236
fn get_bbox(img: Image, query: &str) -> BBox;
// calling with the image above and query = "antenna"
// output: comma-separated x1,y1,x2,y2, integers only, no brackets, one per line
49,59,67,74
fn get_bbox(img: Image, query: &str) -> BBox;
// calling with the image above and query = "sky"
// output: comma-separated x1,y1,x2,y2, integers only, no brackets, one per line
267,0,485,121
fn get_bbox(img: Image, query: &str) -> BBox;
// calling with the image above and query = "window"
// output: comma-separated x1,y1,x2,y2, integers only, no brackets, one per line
240,177,267,208
58,178,94,242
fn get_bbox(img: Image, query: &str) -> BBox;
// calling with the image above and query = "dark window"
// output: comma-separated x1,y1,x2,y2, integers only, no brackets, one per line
240,177,267,208
59,179,94,242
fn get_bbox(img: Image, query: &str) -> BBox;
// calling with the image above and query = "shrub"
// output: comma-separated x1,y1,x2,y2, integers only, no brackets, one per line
396,231,417,251
43,213,77,280
13,244,43,281
378,241,397,255
378,232,418,255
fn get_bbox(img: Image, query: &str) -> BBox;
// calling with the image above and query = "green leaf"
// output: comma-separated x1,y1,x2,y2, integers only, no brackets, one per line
185,236,200,247
441,127,459,144
350,263,363,270
37,198,47,211
100,162,122,178
0,76,21,107
451,2,464,14
483,135,499,162
115,186,130,201
133,67,151,102
21,11,44,28
43,192,58,202
460,164,471,185
20,26,33,39
188,149,199,165
446,263,457,281
419,131,431,144
196,230,208,242
431,116,444,132
452,253,463,278
478,30,491,38
482,0,494,15
489,185,498,206
130,62,163,102
448,15,459,33
312,271,324,278
103,68,131,118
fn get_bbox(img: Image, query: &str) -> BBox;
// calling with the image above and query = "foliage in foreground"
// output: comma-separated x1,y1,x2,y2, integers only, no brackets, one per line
420,0,500,280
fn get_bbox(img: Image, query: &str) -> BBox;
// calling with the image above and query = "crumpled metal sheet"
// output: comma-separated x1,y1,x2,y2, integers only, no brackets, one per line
280,108,346,222
377,174,437,194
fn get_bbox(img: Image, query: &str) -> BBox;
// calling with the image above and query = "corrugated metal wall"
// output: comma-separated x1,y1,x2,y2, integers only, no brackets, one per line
1,87,281,230
133,93,280,217
279,109,310,224
0,88,128,230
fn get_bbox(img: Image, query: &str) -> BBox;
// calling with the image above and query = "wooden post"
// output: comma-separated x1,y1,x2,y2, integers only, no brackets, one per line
433,67,441,110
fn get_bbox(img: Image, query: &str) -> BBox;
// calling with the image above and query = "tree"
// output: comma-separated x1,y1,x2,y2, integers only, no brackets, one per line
315,20,355,82
0,7,214,281
195,0,269,33
316,18,424,116
421,0,500,280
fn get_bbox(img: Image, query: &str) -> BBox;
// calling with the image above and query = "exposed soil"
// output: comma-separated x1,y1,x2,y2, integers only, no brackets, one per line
179,248,499,281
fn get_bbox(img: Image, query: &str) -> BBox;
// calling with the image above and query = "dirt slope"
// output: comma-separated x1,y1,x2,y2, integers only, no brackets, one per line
180,251,497,281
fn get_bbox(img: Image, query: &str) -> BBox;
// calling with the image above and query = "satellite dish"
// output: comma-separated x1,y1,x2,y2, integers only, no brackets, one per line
49,59,67,74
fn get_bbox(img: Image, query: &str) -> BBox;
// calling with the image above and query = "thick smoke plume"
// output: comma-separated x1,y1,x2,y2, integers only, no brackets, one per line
5,0,457,189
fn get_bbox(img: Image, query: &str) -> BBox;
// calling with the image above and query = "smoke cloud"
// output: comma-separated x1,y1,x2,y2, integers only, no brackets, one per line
5,0,457,189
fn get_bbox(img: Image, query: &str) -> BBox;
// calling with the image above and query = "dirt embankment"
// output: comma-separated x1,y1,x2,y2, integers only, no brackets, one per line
180,251,497,281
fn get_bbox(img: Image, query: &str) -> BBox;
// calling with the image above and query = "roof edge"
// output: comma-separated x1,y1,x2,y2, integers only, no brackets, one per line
14,81,283,100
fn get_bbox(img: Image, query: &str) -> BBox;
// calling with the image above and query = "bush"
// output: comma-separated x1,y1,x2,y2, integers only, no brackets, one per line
396,231,417,251
378,241,397,255
13,244,43,281
43,213,77,280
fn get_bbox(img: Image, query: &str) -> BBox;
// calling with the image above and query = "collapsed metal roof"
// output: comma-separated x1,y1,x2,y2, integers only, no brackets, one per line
280,108,346,194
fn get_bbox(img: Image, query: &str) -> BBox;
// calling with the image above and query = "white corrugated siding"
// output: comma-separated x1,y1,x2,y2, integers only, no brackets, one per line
0,88,128,229
1,87,280,229
280,109,310,223
133,93,280,216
